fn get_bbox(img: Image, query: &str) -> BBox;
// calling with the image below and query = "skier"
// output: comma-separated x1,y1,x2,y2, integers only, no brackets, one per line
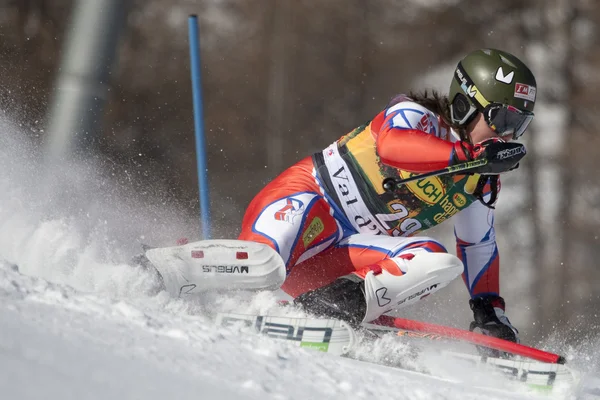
236,48,536,342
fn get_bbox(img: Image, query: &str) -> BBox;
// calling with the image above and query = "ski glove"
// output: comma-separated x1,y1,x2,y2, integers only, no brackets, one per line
469,295,519,344
451,138,526,175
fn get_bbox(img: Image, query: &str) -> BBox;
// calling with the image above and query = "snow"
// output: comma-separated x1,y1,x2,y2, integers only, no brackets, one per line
0,260,558,400
0,119,588,399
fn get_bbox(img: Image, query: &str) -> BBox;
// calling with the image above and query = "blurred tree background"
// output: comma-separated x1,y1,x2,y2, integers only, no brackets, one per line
1,0,599,345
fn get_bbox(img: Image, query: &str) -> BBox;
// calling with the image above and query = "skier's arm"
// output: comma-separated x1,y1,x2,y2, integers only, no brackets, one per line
372,102,524,175
453,194,500,298
371,102,470,172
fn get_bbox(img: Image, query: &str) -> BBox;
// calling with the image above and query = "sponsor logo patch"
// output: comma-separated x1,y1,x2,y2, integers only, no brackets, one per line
453,193,467,207
496,146,526,160
415,114,437,135
495,67,514,84
397,284,440,306
202,265,249,274
302,217,325,247
274,198,305,223
514,83,536,102
399,170,445,205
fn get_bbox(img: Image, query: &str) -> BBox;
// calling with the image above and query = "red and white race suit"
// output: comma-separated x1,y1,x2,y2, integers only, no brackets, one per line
238,96,500,303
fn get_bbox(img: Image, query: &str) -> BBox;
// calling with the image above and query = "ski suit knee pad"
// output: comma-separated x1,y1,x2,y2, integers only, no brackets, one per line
362,252,464,322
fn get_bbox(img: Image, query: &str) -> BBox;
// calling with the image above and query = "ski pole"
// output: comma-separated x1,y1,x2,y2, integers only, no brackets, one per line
382,159,488,192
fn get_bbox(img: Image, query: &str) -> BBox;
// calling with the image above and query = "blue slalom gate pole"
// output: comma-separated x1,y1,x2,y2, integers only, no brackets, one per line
188,15,211,239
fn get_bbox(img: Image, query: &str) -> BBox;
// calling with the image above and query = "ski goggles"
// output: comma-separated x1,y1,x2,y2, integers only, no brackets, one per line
484,103,534,140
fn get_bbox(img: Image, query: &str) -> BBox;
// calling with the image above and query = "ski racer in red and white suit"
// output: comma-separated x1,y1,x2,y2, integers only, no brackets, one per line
239,95,522,342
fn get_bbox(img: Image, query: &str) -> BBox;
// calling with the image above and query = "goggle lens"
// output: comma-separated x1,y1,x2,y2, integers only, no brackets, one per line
485,104,534,140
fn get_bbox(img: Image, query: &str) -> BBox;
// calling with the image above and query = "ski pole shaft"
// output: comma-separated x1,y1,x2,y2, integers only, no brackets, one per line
382,159,488,192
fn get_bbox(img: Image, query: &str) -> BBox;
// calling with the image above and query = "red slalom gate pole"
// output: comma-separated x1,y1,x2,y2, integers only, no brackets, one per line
392,318,565,364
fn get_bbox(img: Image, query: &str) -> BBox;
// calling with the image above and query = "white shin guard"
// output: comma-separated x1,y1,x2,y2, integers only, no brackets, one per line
145,240,286,297
362,252,464,322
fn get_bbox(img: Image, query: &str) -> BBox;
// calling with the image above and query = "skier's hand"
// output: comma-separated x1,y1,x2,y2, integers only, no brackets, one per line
451,138,526,175
469,295,519,355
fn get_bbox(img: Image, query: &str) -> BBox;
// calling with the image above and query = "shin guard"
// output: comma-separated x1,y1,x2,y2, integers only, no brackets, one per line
362,252,464,322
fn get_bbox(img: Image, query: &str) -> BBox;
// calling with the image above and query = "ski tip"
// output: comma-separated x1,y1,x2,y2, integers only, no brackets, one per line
558,355,567,365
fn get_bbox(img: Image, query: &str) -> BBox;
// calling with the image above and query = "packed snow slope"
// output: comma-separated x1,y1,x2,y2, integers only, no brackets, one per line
0,119,594,399
1,259,561,400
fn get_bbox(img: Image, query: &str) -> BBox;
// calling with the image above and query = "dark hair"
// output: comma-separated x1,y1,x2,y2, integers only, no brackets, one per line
388,90,469,143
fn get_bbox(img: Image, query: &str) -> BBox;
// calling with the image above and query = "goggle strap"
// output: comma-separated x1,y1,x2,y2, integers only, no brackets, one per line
455,62,487,112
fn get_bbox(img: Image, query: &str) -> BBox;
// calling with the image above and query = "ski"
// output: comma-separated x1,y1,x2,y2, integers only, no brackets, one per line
215,312,356,356
215,312,589,395
442,351,578,390
364,317,600,397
